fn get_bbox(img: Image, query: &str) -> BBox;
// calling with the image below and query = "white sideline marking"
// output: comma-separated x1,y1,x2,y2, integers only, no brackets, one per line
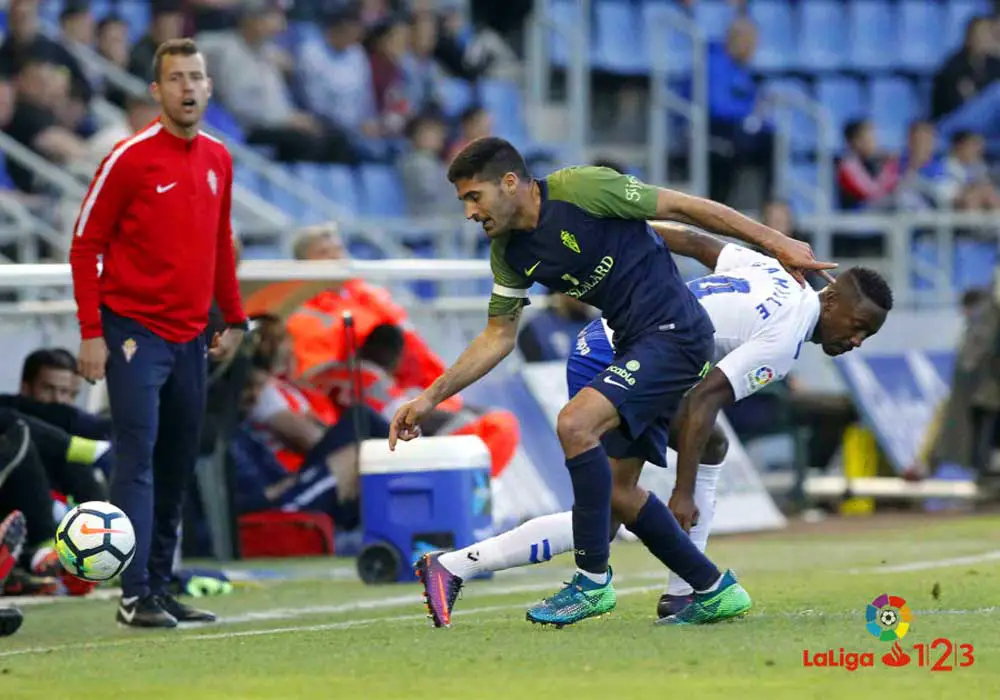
847,550,1000,574
218,570,666,625
0,584,663,659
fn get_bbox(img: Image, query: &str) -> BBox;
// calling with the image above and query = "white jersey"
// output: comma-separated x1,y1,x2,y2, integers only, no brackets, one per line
603,243,821,401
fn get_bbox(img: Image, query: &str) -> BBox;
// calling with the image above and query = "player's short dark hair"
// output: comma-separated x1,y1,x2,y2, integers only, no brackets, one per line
359,323,405,370
21,348,77,385
98,14,127,34
961,287,988,311
844,119,870,145
447,137,528,184
843,267,893,311
153,38,200,83
951,129,981,148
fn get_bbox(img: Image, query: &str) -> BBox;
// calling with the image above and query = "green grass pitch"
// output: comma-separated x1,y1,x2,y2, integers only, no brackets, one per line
2,513,998,699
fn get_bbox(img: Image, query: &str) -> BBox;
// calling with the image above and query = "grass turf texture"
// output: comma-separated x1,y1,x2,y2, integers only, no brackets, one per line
1,513,997,699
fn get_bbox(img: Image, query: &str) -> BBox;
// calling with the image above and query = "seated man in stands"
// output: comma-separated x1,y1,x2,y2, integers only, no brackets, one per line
230,316,390,533
284,224,520,478
837,119,899,211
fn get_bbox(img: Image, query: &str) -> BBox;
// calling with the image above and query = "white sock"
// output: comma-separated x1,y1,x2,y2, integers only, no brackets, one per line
668,463,721,597
438,511,575,579
577,568,610,585
697,574,724,594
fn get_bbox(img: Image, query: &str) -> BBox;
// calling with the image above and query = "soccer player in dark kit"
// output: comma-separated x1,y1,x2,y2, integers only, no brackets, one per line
390,137,835,628
70,39,247,628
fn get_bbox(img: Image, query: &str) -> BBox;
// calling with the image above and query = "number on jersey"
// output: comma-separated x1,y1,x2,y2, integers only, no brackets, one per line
690,275,751,299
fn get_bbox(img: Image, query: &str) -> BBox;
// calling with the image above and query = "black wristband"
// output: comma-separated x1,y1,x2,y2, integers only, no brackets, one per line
228,320,249,332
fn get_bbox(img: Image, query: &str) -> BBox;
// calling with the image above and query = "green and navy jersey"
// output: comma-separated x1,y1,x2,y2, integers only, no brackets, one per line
488,166,712,346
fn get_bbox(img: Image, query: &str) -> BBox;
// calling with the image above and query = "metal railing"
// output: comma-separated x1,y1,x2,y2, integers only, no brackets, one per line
68,42,413,258
646,5,708,195
770,91,835,219
798,210,999,307
526,0,591,164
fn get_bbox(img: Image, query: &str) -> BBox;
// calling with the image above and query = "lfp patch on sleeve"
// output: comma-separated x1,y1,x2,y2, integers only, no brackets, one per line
745,366,776,394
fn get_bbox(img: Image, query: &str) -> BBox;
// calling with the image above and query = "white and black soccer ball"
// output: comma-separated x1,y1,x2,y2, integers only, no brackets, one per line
879,608,899,628
55,501,136,582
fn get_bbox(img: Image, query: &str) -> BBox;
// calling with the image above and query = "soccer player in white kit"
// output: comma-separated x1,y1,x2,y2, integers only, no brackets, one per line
422,223,893,624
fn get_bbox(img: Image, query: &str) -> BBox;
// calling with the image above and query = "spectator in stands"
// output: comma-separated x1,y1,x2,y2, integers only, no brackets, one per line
896,121,950,211
517,291,596,363
214,0,354,163
932,16,1000,120
129,0,184,84
95,14,132,108
447,105,492,162
404,10,446,115
365,15,413,137
836,119,900,211
73,95,159,178
5,56,87,192
295,4,383,160
942,130,1000,211
400,111,459,217
708,18,774,208
0,0,91,105
187,0,258,34
761,199,797,238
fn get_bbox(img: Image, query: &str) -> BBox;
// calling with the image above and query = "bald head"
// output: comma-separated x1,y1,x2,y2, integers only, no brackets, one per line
293,224,346,261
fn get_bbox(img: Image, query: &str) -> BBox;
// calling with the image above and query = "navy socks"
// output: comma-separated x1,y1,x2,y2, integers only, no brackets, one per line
565,446,613,574
629,492,721,591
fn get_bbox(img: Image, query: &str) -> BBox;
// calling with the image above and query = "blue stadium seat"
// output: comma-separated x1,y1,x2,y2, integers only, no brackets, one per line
642,3,693,76
765,78,816,156
784,160,820,215
848,1,898,71
438,77,474,119
693,0,737,43
300,164,360,215
119,2,153,44
547,0,578,67
593,1,645,75
798,1,848,71
910,236,938,291
748,1,796,71
233,165,264,198
946,1,993,55
954,238,998,291
241,244,284,260
899,2,948,72
347,240,384,260
816,76,868,151
88,0,112,20
0,152,13,190
359,165,405,218
481,79,529,145
204,103,246,144
870,77,919,152
264,168,308,222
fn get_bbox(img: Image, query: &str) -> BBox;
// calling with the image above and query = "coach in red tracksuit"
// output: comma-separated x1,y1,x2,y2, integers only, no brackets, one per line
70,39,246,629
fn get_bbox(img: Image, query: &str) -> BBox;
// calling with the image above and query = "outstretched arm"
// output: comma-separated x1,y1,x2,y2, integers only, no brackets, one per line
424,310,521,406
389,310,521,449
648,221,726,270
655,189,836,284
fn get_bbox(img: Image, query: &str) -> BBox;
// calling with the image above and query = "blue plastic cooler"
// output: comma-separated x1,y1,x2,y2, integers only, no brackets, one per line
356,436,493,584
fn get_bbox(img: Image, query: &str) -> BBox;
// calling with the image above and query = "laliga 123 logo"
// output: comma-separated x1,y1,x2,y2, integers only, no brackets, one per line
802,593,976,672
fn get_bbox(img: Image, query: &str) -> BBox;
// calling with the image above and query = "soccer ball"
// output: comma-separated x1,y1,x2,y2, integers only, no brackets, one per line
54,501,136,582
879,608,899,628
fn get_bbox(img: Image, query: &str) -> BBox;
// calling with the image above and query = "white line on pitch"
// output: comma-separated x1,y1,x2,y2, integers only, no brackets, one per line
0,584,664,659
847,550,1000,574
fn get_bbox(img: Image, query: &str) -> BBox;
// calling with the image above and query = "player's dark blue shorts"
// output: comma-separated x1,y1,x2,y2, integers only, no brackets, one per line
567,318,713,467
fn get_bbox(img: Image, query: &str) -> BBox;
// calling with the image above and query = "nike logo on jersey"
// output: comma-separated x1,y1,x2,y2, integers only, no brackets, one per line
524,261,541,276
156,182,177,194
603,376,629,390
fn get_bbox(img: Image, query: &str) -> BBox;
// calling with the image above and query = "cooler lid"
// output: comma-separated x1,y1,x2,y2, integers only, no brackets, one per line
359,436,491,475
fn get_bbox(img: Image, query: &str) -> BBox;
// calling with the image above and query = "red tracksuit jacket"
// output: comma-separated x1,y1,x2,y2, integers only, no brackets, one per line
70,119,246,343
